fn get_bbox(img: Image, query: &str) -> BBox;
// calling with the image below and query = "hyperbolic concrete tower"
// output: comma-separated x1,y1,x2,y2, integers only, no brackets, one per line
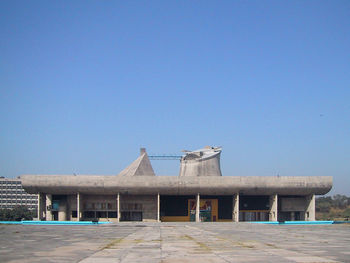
179,146,222,177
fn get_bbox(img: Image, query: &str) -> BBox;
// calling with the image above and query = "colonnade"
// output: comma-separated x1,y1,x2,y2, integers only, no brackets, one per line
37,192,316,222
192,193,315,222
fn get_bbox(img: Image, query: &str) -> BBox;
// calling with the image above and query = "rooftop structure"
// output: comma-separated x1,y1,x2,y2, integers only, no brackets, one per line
179,146,222,177
117,148,155,177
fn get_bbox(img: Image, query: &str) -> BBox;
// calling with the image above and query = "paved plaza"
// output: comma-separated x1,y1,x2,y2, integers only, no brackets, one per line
0,222,349,263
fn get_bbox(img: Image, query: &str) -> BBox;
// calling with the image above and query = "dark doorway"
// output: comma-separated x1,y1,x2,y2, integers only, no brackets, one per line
160,195,193,217
52,211,58,221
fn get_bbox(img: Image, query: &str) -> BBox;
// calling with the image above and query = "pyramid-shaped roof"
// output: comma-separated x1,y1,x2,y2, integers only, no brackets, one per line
118,149,155,176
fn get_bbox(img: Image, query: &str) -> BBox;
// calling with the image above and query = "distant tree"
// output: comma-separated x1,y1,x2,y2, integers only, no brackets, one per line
0,209,13,221
316,196,332,212
0,206,35,221
316,195,350,220
332,195,349,209
343,208,350,219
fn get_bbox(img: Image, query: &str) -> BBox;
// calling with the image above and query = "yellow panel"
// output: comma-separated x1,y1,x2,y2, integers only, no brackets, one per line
161,216,190,222
161,198,219,222
210,199,218,222
217,219,232,222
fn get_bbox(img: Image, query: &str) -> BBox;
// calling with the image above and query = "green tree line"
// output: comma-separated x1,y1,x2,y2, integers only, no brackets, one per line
316,195,350,220
0,206,36,221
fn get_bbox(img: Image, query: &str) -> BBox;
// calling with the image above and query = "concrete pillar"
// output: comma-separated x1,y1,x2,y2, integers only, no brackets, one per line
37,194,40,220
58,203,67,221
196,193,200,222
269,194,278,222
77,193,82,221
37,193,45,220
116,193,120,222
232,193,239,222
157,193,160,222
305,194,315,221
46,194,52,221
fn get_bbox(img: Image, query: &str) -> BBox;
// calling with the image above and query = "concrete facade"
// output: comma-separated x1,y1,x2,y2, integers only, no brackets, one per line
305,194,316,221
120,194,158,221
0,177,38,211
21,147,332,222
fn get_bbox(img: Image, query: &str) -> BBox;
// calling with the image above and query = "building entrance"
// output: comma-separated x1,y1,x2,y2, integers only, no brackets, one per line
161,195,232,222
52,211,58,221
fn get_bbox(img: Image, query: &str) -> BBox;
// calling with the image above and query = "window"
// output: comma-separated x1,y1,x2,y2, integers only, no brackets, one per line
71,211,77,218
83,211,95,218
121,203,142,211
108,211,117,218
121,212,142,221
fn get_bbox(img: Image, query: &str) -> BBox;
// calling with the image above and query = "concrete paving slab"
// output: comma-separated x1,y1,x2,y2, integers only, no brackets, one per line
0,222,349,262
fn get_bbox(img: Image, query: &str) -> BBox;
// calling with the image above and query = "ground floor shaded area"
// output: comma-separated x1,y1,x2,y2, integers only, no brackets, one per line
37,193,316,222
0,222,349,263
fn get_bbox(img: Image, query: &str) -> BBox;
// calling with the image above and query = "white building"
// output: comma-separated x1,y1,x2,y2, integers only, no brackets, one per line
0,177,38,210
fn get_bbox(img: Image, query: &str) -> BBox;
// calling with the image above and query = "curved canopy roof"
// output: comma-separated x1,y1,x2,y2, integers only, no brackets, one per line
21,175,332,196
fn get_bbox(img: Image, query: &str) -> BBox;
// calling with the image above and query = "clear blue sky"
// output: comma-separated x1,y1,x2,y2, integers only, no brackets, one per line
0,1,349,195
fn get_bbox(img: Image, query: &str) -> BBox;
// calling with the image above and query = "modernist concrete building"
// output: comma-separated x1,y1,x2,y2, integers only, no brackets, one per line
0,177,38,210
21,147,332,222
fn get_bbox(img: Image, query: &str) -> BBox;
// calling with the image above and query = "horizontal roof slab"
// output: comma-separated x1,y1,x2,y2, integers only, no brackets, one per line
21,175,332,196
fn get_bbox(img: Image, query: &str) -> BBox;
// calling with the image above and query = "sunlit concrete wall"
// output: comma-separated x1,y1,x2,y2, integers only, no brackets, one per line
179,146,222,177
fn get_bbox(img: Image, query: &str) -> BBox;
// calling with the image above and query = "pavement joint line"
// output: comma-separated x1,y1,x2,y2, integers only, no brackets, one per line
182,224,252,263
0,223,349,262
182,224,341,263
77,226,147,263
